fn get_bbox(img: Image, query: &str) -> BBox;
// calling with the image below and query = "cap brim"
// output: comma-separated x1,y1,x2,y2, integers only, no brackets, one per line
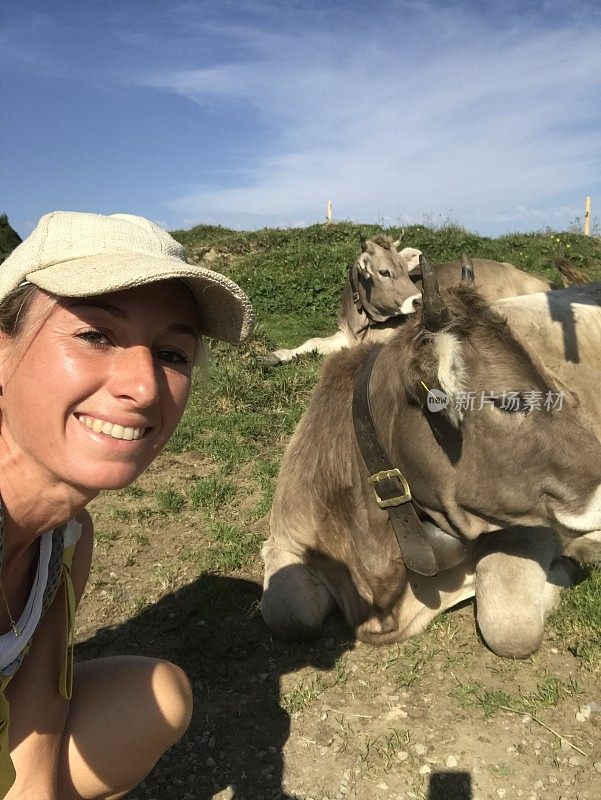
26,254,256,343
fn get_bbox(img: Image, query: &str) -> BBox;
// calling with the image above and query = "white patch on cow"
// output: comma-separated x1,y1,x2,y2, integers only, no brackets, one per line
399,247,423,271
434,332,467,427
356,253,373,277
553,485,601,534
399,293,421,315
267,329,349,363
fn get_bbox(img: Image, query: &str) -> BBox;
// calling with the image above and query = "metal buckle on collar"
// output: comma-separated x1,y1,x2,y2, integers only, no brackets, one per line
368,468,411,508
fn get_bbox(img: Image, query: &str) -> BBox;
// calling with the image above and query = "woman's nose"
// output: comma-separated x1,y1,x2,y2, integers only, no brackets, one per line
112,346,161,407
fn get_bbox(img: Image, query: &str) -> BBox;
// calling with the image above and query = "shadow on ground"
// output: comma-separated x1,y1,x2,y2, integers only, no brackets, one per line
427,771,472,799
76,573,355,800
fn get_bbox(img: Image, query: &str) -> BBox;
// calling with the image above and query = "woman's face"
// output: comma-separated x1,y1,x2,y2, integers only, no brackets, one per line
0,280,198,492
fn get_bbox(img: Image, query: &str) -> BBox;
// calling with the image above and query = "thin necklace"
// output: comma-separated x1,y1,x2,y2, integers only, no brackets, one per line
0,580,20,638
0,501,20,636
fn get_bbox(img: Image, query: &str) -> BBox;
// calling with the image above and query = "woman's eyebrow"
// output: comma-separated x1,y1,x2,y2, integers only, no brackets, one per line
64,299,199,338
167,322,199,339
65,298,128,319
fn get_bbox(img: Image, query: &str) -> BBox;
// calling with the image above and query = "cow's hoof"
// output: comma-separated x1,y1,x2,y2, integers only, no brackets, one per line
562,532,601,566
258,353,282,367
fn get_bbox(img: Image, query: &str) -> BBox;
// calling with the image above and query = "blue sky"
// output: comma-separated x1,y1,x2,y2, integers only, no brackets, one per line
2,0,600,237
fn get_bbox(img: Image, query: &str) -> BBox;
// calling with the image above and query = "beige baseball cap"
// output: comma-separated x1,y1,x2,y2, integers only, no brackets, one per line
0,211,256,343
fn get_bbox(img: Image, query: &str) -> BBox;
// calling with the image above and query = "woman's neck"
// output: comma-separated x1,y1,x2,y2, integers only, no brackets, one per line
0,455,95,549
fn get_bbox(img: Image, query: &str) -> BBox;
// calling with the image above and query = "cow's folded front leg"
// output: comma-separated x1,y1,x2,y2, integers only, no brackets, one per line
261,539,336,641
262,331,350,365
473,527,567,659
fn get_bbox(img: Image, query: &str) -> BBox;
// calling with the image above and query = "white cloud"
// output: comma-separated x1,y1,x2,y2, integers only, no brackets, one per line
129,2,601,233
4,1,600,234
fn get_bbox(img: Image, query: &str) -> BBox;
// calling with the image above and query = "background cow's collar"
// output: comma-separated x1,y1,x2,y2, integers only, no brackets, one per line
347,265,365,316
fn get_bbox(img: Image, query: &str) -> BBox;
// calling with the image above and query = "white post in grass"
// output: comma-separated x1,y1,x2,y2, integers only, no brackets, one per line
326,200,332,224
583,196,591,236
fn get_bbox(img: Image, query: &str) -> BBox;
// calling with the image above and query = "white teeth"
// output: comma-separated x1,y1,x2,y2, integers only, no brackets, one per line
79,415,145,441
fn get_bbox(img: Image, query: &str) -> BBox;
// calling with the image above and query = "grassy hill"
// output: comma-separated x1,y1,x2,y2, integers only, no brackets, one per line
0,214,21,263
171,221,601,348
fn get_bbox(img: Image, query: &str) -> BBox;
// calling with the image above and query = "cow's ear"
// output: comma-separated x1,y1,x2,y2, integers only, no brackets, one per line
408,332,466,427
433,332,467,427
399,247,423,272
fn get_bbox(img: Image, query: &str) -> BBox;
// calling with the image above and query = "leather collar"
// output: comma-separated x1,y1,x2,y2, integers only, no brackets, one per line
352,345,466,576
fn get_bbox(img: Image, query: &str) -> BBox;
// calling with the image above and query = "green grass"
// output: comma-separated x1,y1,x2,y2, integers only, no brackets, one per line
280,675,327,714
156,487,185,514
550,567,601,663
449,672,580,718
184,520,263,573
357,728,411,774
188,475,237,516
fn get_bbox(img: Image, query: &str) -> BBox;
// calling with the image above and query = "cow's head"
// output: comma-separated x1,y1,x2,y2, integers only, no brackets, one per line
351,236,423,321
373,257,601,541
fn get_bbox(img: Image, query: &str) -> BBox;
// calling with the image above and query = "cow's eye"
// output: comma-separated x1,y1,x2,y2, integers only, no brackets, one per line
378,269,391,278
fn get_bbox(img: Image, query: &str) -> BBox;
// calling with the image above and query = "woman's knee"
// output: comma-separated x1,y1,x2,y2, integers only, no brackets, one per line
59,658,193,799
151,660,194,746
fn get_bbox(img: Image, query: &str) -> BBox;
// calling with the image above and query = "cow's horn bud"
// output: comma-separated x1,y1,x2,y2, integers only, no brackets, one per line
421,254,451,331
461,253,475,284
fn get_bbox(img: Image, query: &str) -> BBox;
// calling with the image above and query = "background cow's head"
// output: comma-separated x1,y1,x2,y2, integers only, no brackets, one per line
351,236,423,321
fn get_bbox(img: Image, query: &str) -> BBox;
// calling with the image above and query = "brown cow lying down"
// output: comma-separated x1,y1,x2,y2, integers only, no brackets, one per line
264,236,551,365
261,277,601,658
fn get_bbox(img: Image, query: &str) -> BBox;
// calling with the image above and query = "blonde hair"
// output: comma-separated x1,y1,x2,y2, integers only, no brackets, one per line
0,283,39,337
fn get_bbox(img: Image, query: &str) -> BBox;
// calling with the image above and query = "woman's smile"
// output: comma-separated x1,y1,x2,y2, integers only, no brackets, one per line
75,413,150,441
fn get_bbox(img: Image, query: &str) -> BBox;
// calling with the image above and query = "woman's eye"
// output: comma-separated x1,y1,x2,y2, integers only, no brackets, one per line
155,349,191,366
76,329,111,347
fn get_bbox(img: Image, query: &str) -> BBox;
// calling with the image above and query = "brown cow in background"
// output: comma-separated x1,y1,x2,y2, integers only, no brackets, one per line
264,236,551,364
